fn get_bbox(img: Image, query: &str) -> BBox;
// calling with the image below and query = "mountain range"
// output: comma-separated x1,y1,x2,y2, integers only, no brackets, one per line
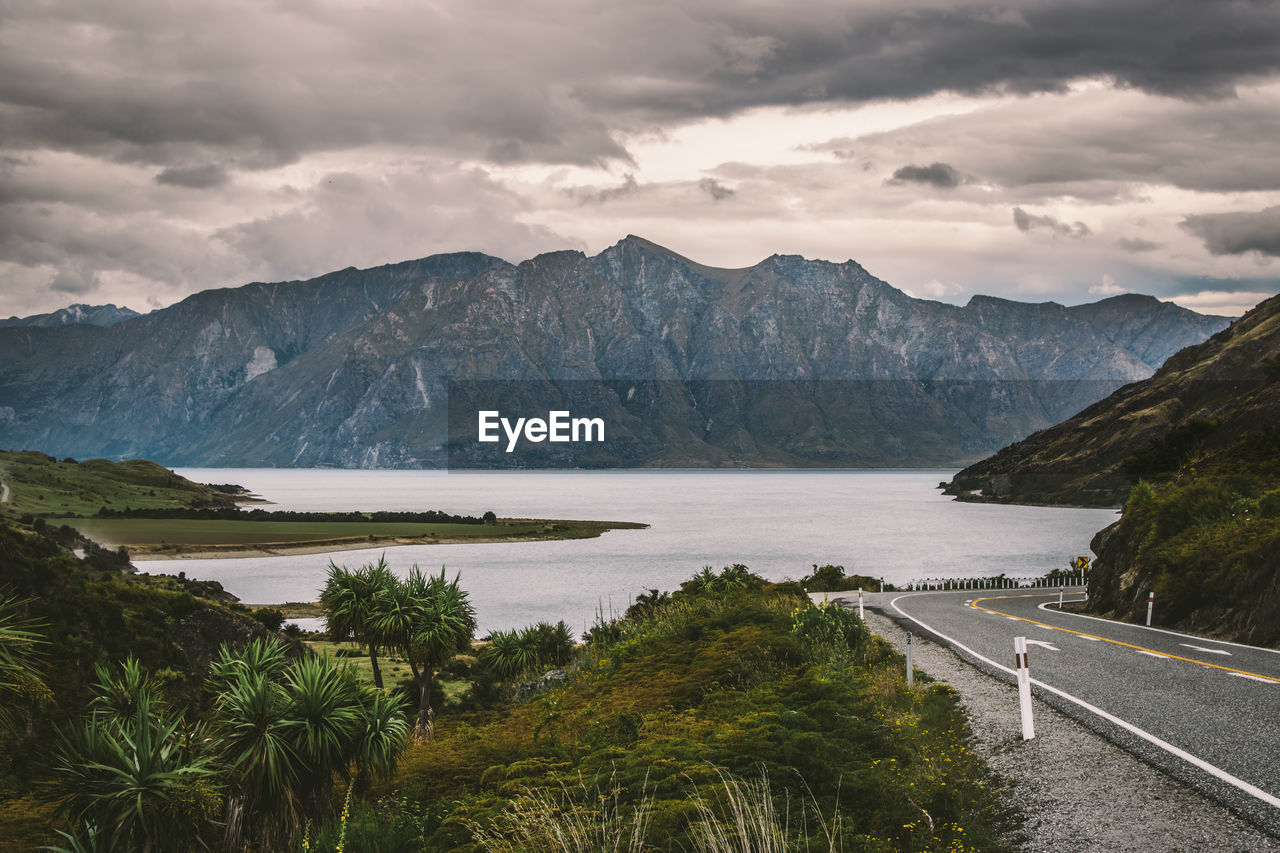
0,236,1230,468
0,302,140,329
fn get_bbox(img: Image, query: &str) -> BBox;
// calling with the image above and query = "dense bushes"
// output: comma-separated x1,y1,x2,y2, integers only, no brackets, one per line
322,566,1010,852
479,621,574,680
49,641,409,852
800,563,894,593
2,530,1013,851
1093,427,1280,645
0,523,278,762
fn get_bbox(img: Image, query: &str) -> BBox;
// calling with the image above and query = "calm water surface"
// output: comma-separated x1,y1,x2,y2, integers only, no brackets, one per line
152,469,1116,634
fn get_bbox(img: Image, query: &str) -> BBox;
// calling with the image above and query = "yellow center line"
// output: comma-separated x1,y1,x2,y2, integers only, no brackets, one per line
970,594,1280,684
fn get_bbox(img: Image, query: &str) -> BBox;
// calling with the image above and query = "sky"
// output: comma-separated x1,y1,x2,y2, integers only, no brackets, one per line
2,0,1280,319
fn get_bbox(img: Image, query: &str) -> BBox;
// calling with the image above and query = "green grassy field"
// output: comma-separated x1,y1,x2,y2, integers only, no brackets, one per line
61,518,541,545
2,448,645,557
56,516,641,556
0,450,239,516
305,639,474,703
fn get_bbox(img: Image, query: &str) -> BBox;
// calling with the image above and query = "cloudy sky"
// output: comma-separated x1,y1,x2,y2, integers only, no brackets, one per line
3,0,1280,319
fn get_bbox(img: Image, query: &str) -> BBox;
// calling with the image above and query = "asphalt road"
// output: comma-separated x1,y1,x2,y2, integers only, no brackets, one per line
865,588,1280,836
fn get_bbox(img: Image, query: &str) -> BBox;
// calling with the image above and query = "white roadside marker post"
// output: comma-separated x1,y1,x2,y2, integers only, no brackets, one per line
1059,586,1064,608
1147,591,1155,627
906,631,914,688
1014,636,1035,740
858,588,865,620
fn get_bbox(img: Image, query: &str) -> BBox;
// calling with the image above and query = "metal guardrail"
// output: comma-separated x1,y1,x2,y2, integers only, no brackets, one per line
904,573,1087,591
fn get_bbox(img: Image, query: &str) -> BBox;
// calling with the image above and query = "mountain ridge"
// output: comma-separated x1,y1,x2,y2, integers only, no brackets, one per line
0,237,1232,468
0,302,140,329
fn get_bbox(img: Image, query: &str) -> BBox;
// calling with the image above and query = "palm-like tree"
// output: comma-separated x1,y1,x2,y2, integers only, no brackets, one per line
718,563,755,593
211,640,299,849
52,640,409,852
53,661,220,853
481,621,576,681
480,629,532,679
320,557,396,688
0,593,49,737
211,638,410,850
690,566,720,595
374,567,476,740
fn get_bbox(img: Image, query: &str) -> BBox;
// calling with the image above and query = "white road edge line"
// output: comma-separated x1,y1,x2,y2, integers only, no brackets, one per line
1137,650,1169,659
1182,644,1233,656
890,591,1280,811
1231,673,1275,684
1036,600,1280,656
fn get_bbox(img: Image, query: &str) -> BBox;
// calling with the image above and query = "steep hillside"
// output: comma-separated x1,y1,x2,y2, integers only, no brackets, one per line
0,519,284,781
0,237,1228,468
946,293,1280,644
1086,426,1280,646
945,293,1280,507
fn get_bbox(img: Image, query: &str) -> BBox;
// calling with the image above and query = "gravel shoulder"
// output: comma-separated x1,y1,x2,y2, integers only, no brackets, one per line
860,607,1280,853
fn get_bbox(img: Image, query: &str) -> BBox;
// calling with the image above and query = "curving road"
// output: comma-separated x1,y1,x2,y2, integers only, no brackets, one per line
866,588,1280,836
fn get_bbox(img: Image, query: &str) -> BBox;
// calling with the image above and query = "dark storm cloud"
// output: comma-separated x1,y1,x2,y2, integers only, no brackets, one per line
1013,207,1091,238
155,164,229,189
572,174,641,205
849,91,1280,201
1169,274,1280,296
699,178,735,201
889,162,965,189
1163,275,1280,317
49,264,100,295
3,1,1280,171
1181,207,1280,257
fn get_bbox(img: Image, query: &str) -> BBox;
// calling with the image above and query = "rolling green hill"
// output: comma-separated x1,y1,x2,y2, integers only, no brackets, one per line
0,450,241,517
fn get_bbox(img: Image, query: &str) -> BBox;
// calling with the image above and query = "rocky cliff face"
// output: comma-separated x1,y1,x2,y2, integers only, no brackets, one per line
0,236,1229,468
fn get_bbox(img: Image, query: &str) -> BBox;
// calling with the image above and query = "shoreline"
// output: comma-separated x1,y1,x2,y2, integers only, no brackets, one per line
126,519,647,561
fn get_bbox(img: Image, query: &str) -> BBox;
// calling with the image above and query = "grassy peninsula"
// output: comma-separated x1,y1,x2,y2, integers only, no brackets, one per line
0,450,644,558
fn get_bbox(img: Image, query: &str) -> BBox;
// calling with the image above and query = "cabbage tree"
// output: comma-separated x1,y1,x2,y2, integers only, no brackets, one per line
320,557,396,688
374,567,476,740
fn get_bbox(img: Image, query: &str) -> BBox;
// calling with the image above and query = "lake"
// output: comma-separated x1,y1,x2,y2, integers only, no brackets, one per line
150,469,1117,635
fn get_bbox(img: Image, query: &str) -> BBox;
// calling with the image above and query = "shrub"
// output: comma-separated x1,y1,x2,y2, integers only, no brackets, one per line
790,601,869,656
251,608,285,632
801,564,846,592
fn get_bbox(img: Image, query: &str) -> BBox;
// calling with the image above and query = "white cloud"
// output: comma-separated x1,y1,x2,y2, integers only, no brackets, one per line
902,278,966,302
1089,273,1126,296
